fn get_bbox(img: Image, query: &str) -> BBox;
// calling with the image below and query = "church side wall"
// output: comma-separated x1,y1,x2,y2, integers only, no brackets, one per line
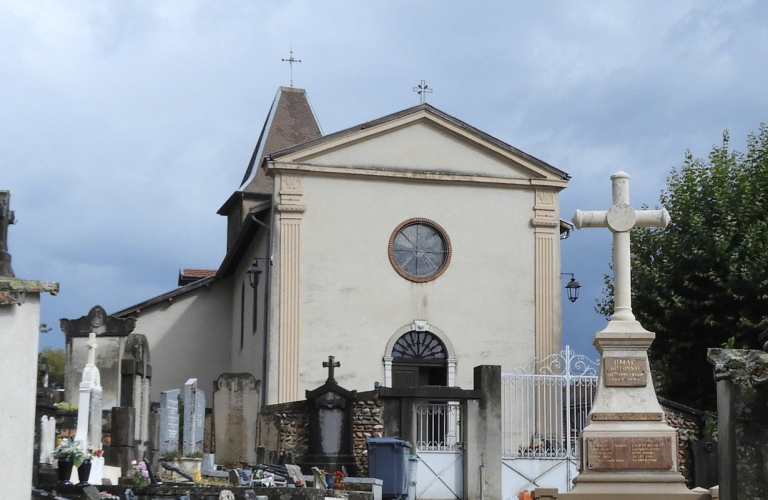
298,173,540,391
132,280,233,401
229,229,268,384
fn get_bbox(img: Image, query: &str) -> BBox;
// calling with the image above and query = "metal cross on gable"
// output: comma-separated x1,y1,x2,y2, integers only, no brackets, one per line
282,48,302,88
572,171,670,324
413,80,433,104
323,355,340,383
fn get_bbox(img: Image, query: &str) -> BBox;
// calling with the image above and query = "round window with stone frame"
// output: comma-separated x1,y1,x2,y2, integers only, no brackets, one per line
388,218,452,282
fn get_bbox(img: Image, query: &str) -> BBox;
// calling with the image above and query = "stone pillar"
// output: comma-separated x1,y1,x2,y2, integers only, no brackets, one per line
275,172,305,403
464,365,501,500
708,348,768,500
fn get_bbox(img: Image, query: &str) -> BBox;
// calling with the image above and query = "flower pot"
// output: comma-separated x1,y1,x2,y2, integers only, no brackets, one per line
57,457,73,485
77,459,92,486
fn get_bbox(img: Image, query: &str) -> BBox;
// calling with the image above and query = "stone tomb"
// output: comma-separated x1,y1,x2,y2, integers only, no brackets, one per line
708,348,768,500
303,356,358,476
543,172,706,500
61,305,137,409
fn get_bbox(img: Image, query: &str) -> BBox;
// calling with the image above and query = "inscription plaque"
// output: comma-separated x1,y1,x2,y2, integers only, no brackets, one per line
604,357,647,387
587,437,673,470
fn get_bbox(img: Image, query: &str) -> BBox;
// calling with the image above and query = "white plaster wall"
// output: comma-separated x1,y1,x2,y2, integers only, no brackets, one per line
132,281,233,401
298,174,540,391
300,121,534,179
229,231,268,383
0,294,41,499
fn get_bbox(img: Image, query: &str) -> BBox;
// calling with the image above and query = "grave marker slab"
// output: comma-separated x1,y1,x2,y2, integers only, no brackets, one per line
213,373,260,464
159,389,180,454
183,378,205,455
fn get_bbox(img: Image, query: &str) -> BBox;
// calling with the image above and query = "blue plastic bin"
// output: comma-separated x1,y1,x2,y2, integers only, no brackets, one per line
366,437,412,497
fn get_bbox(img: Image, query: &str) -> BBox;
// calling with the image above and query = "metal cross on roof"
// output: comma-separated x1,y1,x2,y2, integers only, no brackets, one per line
413,80,433,104
323,355,340,383
282,48,302,88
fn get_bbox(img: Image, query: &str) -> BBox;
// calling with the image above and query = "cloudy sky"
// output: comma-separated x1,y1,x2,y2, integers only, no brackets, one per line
4,1,767,360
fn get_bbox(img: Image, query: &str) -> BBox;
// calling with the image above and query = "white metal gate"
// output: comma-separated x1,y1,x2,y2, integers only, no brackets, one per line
414,403,463,500
501,347,598,497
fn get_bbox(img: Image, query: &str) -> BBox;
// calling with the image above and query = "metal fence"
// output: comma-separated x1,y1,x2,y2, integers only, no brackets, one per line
502,347,599,460
415,402,462,451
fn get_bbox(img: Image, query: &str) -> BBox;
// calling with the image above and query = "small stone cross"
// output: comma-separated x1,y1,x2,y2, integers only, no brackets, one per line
323,356,340,383
573,171,670,323
86,331,98,366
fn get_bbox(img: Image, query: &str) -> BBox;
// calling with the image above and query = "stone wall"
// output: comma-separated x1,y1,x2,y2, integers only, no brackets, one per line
352,396,384,475
659,398,707,487
257,400,310,464
256,392,384,474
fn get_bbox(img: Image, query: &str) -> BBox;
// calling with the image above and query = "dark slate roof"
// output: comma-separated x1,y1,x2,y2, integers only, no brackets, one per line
240,87,323,192
268,103,570,180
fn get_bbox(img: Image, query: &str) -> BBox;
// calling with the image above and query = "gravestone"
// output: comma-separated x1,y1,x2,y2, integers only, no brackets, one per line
213,373,260,465
707,348,768,500
159,389,181,454
35,356,58,485
550,172,703,499
183,378,205,455
74,332,104,451
303,356,357,476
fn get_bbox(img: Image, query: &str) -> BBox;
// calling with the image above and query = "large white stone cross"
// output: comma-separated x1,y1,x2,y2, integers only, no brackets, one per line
573,171,670,323
86,331,98,366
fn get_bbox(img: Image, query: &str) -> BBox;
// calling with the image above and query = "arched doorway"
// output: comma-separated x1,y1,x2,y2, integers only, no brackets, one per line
383,323,457,388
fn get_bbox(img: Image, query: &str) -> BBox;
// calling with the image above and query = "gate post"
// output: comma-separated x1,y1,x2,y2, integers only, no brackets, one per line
465,365,502,500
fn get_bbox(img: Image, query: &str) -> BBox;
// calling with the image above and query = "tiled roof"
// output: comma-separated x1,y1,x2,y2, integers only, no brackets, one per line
178,269,217,286
241,87,322,192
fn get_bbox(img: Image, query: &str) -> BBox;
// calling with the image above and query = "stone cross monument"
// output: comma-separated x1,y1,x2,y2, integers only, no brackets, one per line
554,172,702,499
74,332,103,452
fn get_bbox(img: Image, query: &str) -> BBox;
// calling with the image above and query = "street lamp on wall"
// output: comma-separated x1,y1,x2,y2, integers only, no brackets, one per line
247,259,263,288
561,273,581,303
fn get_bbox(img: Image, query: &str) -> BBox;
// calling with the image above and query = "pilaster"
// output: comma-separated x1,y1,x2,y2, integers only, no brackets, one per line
276,173,305,403
530,188,559,366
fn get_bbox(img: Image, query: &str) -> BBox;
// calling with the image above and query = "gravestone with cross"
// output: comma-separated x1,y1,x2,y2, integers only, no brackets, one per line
554,172,702,499
304,356,358,476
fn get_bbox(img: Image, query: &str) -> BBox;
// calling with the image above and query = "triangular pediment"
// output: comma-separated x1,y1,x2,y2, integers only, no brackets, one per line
269,106,568,182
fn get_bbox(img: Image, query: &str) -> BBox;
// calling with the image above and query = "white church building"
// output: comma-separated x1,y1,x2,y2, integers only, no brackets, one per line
114,87,571,404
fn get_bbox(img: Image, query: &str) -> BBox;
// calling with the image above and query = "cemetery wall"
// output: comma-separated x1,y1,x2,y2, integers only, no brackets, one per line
659,398,707,487
257,391,384,474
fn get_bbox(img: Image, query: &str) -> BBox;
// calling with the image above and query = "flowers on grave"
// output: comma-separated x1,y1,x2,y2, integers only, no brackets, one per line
53,438,87,467
131,459,150,486
193,470,202,484
333,470,345,488
88,448,104,459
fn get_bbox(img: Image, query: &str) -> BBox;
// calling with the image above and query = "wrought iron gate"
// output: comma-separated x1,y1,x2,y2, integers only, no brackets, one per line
501,347,599,496
414,403,463,500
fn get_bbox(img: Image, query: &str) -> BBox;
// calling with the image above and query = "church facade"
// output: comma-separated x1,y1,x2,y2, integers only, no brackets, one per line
115,87,570,404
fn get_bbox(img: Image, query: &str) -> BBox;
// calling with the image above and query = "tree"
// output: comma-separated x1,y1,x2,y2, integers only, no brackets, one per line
599,125,768,411
39,347,65,388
